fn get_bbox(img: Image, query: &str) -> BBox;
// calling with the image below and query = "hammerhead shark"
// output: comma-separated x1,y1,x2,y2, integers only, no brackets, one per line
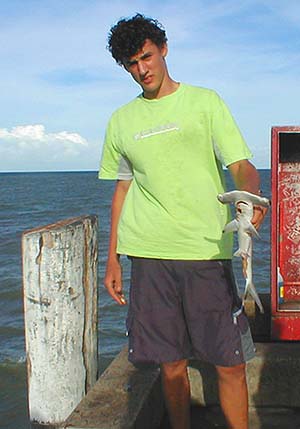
217,190,270,313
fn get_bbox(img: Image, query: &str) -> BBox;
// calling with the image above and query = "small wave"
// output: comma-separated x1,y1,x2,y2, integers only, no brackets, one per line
17,355,26,364
0,353,26,366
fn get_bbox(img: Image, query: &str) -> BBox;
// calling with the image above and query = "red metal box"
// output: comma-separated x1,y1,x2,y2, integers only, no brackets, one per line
271,126,300,340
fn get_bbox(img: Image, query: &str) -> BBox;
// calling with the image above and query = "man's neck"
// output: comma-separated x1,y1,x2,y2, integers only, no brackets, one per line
143,78,180,100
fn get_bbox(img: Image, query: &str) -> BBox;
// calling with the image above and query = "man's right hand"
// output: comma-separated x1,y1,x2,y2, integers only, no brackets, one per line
104,179,132,306
104,258,127,305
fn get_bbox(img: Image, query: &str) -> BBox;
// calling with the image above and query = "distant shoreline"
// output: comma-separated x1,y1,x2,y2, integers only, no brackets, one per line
0,170,98,174
0,168,270,174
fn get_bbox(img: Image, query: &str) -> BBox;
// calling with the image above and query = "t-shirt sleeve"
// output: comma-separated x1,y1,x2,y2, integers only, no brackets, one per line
98,115,133,181
211,92,252,167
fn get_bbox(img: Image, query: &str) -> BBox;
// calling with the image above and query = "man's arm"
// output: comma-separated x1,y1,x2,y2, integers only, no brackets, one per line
228,159,267,229
104,179,132,305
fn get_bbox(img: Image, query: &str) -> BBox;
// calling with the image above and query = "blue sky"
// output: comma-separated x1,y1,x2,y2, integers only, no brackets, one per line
0,0,299,171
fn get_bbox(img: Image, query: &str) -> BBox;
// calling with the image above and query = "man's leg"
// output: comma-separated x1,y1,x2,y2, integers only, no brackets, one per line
216,363,248,429
160,359,191,429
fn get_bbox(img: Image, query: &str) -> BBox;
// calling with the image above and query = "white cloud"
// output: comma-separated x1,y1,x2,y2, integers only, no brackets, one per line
0,124,96,171
0,124,87,148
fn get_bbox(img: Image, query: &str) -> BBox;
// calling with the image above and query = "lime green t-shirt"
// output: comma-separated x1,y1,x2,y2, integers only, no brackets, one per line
99,84,252,259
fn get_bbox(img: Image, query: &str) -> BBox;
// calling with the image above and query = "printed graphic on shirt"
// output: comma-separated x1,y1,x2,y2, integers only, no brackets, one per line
134,122,180,141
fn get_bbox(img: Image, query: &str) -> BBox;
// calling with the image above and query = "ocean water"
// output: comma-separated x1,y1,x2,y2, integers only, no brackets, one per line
0,170,271,428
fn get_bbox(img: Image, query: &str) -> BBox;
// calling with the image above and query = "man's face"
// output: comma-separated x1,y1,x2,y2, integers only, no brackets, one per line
123,39,168,98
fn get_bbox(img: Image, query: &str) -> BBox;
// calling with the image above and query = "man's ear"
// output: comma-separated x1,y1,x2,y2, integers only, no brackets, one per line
161,43,168,58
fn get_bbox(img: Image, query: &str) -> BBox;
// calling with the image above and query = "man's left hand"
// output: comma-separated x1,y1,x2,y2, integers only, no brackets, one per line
251,205,268,230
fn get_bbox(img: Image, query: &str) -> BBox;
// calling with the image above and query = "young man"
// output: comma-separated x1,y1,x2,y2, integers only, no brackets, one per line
99,14,267,429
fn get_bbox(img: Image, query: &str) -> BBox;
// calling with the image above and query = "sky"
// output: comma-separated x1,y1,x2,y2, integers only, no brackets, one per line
0,0,299,171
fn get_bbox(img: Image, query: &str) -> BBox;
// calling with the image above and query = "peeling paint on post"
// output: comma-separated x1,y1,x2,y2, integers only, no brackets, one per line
22,215,98,427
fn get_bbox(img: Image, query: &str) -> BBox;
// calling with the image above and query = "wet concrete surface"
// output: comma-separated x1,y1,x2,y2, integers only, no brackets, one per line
160,405,300,428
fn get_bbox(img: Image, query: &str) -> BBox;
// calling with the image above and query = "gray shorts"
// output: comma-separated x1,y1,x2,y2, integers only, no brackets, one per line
126,258,255,367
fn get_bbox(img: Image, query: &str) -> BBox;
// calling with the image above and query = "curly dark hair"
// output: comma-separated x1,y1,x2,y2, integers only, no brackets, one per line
108,13,167,65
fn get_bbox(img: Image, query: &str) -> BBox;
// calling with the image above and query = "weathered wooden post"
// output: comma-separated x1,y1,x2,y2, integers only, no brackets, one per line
22,215,98,428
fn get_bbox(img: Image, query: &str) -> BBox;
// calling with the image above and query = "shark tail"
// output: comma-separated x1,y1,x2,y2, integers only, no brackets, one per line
244,279,264,314
234,249,249,259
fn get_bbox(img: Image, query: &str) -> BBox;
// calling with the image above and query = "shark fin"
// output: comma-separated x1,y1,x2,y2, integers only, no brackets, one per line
245,222,260,239
223,219,238,234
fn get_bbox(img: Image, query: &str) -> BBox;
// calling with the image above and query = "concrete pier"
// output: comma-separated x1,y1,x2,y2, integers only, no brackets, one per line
63,341,300,428
63,347,163,429
63,294,300,429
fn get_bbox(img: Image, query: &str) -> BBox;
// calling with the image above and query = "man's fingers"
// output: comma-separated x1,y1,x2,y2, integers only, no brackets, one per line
104,279,127,305
103,260,127,305
116,292,127,305
251,206,268,229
